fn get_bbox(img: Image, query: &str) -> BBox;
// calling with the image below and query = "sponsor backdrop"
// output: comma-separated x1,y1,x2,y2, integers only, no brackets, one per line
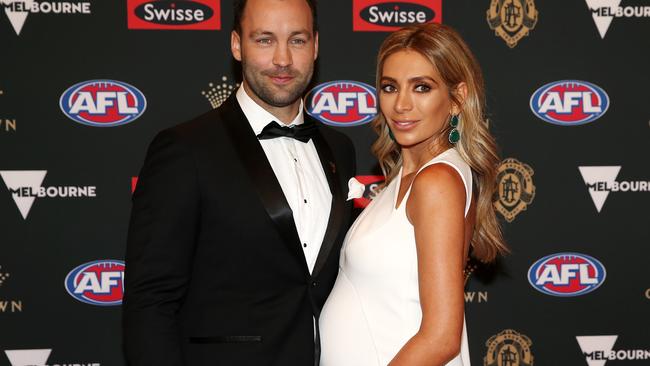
1,0,648,365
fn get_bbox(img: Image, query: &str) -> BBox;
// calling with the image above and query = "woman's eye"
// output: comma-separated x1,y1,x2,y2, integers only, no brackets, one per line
381,84,396,93
414,84,431,93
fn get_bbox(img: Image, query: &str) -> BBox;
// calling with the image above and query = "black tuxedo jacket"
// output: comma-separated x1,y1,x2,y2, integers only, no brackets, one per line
122,95,355,366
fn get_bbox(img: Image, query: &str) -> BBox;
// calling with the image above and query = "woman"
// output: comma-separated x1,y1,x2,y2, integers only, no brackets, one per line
319,23,508,366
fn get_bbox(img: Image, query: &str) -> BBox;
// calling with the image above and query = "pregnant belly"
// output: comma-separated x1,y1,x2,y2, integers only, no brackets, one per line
319,270,379,366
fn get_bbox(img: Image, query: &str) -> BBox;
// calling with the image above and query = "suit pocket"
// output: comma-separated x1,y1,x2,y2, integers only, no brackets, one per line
189,335,262,344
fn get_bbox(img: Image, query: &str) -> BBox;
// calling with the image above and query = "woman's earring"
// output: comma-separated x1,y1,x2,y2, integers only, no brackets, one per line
448,115,460,144
388,127,396,142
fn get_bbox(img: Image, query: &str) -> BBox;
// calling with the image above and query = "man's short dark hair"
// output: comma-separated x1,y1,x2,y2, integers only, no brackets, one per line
233,0,318,34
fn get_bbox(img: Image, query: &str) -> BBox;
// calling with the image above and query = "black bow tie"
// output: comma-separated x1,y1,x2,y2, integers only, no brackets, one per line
257,120,318,143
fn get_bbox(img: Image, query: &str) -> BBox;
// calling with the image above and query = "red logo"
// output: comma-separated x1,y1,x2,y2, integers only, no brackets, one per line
60,80,147,127
354,175,385,208
305,80,377,127
353,0,442,32
127,0,221,30
131,177,139,193
65,260,126,306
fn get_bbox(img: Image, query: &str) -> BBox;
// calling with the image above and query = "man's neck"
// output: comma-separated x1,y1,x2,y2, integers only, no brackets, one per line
242,82,301,125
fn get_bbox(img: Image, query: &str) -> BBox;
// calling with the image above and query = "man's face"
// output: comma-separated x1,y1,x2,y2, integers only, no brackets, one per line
231,0,318,109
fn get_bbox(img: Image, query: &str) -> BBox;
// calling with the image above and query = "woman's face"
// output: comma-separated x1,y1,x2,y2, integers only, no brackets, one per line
379,50,455,149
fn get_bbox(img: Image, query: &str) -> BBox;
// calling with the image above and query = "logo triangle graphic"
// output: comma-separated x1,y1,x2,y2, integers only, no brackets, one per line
0,170,47,219
585,0,622,38
4,349,52,366
576,335,618,366
1,0,35,35
579,166,620,213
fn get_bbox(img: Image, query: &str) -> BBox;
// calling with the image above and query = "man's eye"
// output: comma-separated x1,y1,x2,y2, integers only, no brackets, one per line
414,84,431,93
291,38,307,45
256,38,272,45
381,84,396,93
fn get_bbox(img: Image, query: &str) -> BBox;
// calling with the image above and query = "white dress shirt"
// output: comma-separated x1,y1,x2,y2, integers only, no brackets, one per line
236,86,332,274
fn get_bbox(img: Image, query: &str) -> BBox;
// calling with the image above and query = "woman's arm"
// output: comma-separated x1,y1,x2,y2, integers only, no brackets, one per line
389,163,466,366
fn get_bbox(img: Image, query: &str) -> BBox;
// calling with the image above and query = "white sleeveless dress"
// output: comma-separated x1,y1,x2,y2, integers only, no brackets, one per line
319,148,472,366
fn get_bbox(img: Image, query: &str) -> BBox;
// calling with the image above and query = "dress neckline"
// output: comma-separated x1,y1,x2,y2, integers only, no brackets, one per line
393,148,454,211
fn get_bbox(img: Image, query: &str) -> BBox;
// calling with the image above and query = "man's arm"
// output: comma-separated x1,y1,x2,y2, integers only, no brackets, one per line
122,129,200,366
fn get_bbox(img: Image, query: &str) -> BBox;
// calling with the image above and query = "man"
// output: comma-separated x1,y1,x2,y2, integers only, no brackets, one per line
122,0,355,365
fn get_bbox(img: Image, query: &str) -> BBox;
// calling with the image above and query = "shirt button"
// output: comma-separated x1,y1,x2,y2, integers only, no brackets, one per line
294,158,298,162
304,199,307,203
303,243,307,248
312,281,317,287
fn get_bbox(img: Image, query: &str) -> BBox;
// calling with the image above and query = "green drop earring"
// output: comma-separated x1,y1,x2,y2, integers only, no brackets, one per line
448,114,460,144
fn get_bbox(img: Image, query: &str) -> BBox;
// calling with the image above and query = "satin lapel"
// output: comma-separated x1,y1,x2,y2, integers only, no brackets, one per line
311,124,345,278
218,96,309,274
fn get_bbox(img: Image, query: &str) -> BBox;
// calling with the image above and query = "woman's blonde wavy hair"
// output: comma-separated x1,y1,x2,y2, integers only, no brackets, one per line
371,23,508,262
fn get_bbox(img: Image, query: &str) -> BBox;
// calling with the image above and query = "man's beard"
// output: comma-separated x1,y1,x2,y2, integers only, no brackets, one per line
242,61,313,108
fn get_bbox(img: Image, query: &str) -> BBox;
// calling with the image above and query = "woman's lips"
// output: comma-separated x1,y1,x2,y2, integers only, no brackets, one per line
391,119,420,131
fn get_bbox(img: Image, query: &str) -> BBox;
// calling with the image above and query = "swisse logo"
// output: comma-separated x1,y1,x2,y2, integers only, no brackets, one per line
528,252,606,297
530,80,609,126
136,1,213,24
353,0,441,32
60,80,147,127
65,260,125,306
127,0,220,30
305,80,377,127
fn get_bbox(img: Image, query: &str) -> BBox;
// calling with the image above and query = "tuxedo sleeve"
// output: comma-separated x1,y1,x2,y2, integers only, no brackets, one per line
122,129,199,366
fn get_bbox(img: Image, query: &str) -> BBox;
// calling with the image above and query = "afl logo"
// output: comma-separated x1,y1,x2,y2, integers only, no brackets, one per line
60,80,147,127
528,253,606,297
65,260,125,306
305,80,377,127
530,80,609,126
353,0,441,32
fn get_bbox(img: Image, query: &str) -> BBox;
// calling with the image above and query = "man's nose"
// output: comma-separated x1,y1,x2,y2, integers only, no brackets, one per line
273,43,293,68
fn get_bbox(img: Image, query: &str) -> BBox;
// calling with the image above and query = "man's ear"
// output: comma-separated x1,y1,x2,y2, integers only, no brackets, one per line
451,82,468,115
313,32,319,61
231,30,242,61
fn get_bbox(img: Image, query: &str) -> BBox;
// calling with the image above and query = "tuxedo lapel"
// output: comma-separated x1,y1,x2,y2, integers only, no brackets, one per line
218,96,309,274
310,120,345,278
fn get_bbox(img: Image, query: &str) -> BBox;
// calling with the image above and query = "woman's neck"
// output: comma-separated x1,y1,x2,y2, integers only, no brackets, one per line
400,138,450,176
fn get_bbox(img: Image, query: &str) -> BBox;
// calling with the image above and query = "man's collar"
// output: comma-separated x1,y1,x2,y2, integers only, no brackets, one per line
235,85,304,135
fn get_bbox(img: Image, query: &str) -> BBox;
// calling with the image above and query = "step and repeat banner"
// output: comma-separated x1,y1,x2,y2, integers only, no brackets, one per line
1,0,649,365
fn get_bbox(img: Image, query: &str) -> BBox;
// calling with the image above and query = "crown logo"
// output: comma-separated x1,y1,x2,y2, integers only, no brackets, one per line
0,266,10,286
202,76,239,109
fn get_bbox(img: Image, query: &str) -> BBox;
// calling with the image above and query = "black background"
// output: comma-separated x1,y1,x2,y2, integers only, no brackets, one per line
1,0,649,365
